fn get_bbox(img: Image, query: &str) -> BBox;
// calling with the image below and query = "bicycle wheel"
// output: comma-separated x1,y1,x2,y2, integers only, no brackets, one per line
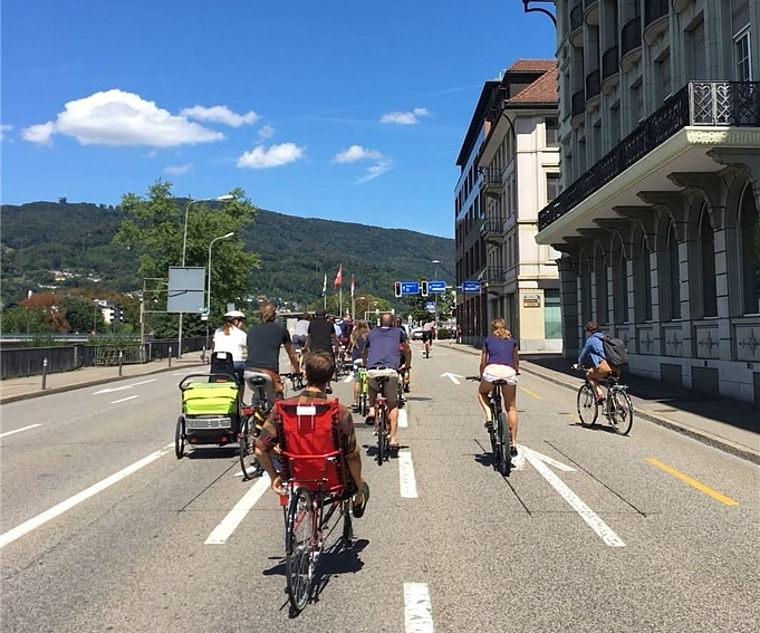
174,416,185,459
238,416,257,480
285,487,315,613
342,498,353,545
376,407,386,466
497,412,511,476
359,392,368,417
610,389,634,435
576,384,598,427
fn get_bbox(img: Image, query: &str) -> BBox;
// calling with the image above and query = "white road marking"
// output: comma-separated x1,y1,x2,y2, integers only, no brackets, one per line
110,395,140,404
520,445,575,471
343,374,353,383
205,475,270,544
92,379,157,395
0,443,174,549
398,451,418,498
440,372,462,384
525,452,625,547
398,408,408,428
0,424,42,438
404,582,435,633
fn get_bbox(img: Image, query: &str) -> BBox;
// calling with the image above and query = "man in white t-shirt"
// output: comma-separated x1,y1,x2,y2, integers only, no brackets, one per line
211,310,248,382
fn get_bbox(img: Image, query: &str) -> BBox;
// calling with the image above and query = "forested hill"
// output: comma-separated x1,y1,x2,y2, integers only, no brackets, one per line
0,200,455,306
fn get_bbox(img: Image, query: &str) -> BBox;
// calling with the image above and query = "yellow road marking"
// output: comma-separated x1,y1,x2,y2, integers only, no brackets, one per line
646,458,738,506
520,387,542,400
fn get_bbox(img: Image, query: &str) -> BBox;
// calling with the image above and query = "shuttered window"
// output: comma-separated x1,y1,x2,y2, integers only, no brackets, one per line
690,20,707,80
732,0,750,35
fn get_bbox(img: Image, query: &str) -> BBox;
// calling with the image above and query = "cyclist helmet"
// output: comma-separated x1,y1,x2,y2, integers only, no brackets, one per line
224,310,246,322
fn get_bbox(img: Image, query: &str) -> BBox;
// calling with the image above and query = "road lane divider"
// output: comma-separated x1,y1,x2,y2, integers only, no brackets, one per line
398,451,418,498
646,458,738,506
111,395,140,404
0,442,174,550
205,475,270,544
398,409,408,428
524,449,625,547
0,424,42,439
404,582,434,633
343,375,353,383
520,387,542,400
92,378,157,395
440,372,462,384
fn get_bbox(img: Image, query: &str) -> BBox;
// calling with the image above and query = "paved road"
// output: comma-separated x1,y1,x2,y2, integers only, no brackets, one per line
1,342,758,632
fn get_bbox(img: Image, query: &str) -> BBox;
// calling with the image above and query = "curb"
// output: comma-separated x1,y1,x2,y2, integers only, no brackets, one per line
449,345,760,465
0,362,205,405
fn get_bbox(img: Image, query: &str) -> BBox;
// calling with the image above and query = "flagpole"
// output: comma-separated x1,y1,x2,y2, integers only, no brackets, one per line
339,285,343,316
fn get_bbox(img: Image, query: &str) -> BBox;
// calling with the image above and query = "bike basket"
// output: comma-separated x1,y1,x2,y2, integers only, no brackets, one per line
182,382,238,416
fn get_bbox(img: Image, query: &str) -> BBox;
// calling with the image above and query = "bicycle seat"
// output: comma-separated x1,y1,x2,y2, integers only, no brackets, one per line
491,379,508,386
243,370,276,407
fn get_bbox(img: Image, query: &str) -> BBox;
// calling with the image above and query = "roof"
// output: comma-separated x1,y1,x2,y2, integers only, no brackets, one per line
505,66,558,106
505,59,557,73
455,80,501,167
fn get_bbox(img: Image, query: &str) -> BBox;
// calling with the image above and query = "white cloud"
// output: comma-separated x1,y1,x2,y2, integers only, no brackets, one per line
357,159,393,184
237,142,304,169
332,144,383,163
380,107,431,125
21,89,225,147
163,162,193,175
0,124,13,140
257,124,275,141
180,105,259,127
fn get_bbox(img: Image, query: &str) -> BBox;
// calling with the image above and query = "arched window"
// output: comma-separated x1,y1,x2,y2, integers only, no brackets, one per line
580,254,593,323
699,205,718,317
739,183,760,314
634,234,653,321
594,246,608,324
613,237,629,324
666,221,681,320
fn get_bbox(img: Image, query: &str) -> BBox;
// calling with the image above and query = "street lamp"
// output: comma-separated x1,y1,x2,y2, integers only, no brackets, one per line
205,231,235,358
177,193,235,358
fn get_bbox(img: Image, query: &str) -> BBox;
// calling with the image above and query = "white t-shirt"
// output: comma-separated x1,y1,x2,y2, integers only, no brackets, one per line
212,326,247,362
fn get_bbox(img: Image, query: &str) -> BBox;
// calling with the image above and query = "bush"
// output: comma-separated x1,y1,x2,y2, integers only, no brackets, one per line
437,327,451,340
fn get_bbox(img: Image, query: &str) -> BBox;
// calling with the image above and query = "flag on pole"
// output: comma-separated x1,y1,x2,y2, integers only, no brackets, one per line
322,273,327,296
350,274,355,298
333,264,343,288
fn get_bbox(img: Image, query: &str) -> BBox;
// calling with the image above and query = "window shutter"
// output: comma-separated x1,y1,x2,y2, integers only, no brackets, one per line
732,0,750,35
691,21,707,79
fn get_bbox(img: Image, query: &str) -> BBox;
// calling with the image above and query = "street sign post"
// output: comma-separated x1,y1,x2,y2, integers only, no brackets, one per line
400,281,421,296
462,280,481,293
428,280,446,294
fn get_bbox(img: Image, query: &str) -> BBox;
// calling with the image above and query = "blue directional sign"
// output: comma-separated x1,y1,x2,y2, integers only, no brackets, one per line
425,301,436,313
428,280,446,294
400,281,421,296
462,280,481,293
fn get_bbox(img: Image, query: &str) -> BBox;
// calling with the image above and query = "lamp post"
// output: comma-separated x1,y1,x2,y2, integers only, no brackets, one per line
177,194,235,358
205,231,235,358
432,259,441,327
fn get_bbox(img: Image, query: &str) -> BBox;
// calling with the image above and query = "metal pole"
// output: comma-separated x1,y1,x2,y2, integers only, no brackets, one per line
168,346,172,367
139,278,146,346
41,357,48,390
118,350,123,376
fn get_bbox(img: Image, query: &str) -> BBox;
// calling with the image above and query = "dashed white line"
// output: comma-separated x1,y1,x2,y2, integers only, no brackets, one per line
343,374,353,383
110,395,140,404
398,451,418,498
0,443,174,549
0,424,42,438
525,452,625,547
205,475,270,544
398,408,408,428
404,582,435,632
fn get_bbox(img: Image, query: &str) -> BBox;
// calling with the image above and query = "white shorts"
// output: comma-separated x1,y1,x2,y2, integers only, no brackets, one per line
482,364,518,385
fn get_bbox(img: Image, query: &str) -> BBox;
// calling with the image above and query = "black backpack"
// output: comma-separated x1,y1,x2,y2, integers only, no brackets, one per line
602,335,629,366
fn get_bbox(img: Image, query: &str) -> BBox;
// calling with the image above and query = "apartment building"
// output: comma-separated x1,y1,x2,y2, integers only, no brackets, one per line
531,0,760,403
455,60,563,348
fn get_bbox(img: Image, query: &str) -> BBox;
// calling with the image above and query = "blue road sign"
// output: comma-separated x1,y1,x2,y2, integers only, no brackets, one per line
400,281,421,295
425,301,436,313
462,280,481,293
428,280,446,294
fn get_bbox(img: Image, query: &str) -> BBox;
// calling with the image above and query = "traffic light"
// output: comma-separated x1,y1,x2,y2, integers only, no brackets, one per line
394,281,402,298
118,307,125,323
420,281,428,297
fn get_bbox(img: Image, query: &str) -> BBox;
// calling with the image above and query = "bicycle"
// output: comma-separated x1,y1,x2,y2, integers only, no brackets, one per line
575,367,634,435
367,372,394,466
484,378,512,476
353,360,369,416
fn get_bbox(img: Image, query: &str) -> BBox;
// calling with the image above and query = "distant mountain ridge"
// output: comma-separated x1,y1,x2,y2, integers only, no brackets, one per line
0,200,455,306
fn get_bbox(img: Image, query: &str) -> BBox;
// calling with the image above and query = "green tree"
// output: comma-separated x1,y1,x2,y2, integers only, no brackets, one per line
113,181,259,337
0,305,50,334
59,296,99,333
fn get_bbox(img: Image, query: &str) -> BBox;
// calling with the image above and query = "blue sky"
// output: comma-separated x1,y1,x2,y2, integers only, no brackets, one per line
1,0,556,238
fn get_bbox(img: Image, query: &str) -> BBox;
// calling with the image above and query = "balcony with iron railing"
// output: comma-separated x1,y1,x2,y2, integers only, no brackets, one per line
602,46,619,85
483,266,508,285
644,0,670,44
481,216,506,244
585,69,601,108
621,16,642,71
583,0,599,25
571,89,586,124
569,3,584,47
537,81,760,233
480,167,502,200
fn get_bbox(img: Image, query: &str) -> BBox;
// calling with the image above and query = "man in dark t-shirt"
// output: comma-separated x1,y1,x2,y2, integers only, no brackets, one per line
306,307,339,393
245,303,299,400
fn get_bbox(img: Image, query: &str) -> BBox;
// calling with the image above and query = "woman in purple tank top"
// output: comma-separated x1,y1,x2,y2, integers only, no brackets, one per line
477,318,520,458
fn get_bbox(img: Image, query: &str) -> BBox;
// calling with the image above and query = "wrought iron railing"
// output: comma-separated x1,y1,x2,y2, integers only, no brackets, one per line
621,16,642,58
538,81,760,232
480,167,501,188
602,46,619,79
484,266,507,284
481,217,505,239
644,0,669,26
570,3,584,31
586,69,601,99
572,89,586,117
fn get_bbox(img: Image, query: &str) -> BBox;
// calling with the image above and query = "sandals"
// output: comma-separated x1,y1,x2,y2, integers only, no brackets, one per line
352,482,370,518
484,420,493,428
389,439,400,450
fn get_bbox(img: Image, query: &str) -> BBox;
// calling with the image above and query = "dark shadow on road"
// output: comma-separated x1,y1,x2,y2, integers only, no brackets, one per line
183,446,239,460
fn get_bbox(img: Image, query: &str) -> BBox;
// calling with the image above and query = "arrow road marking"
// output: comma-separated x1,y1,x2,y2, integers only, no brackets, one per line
441,372,463,385
524,449,625,547
521,446,575,471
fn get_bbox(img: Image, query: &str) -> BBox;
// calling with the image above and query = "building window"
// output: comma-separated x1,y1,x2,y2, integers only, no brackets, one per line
630,81,643,126
580,255,593,323
739,182,760,314
666,222,681,320
546,173,560,202
656,52,671,105
544,290,562,339
699,205,718,317
688,19,707,80
613,239,629,324
610,102,621,146
594,248,608,324
637,236,653,321
545,118,559,147
735,31,752,80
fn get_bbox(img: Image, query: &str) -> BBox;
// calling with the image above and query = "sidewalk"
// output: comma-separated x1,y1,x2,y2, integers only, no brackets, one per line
447,343,760,465
0,355,207,405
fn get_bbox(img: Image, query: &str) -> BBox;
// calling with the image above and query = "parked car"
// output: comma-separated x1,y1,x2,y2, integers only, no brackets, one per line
410,327,424,341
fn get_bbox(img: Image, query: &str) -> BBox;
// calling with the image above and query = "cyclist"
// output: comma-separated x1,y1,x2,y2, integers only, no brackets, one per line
210,310,248,383
477,317,520,457
421,317,436,357
362,312,411,450
254,350,369,517
395,316,411,393
348,320,370,409
291,312,310,351
244,303,300,402
306,307,340,394
572,320,617,402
